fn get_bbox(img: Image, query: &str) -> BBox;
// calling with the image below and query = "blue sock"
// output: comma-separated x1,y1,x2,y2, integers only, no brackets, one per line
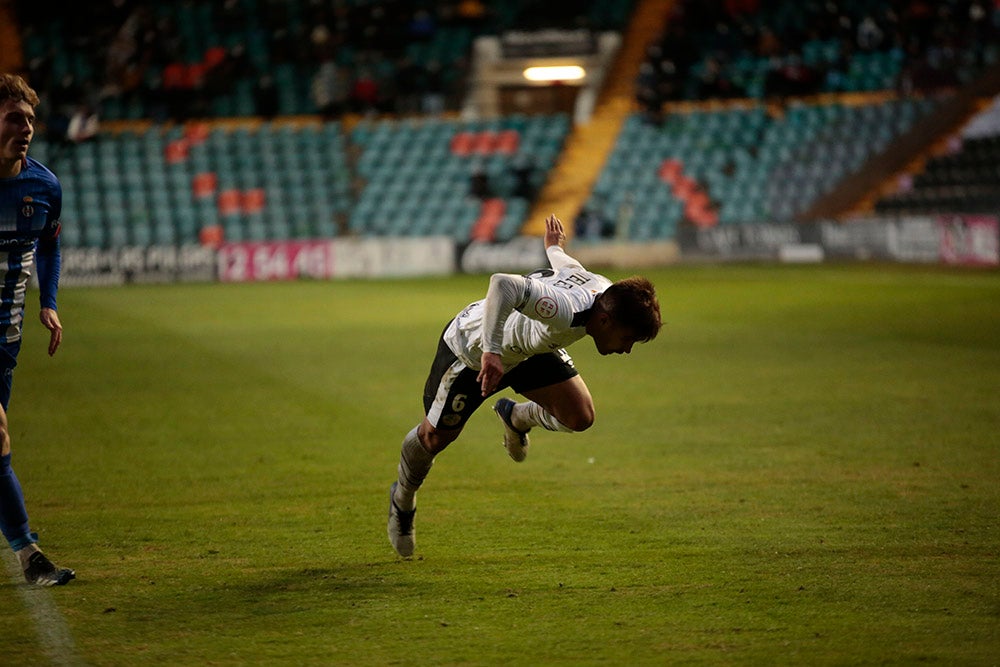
0,453,35,551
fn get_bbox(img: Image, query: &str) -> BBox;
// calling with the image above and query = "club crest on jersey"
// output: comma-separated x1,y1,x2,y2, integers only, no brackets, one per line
21,196,34,218
534,296,558,319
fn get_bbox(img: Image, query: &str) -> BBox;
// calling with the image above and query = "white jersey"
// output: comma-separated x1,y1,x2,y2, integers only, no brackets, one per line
444,245,611,371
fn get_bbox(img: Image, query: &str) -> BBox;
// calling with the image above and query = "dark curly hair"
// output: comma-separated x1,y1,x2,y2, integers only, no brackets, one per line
596,276,662,342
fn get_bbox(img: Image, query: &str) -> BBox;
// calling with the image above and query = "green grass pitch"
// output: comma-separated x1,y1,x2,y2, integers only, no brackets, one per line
1,263,998,665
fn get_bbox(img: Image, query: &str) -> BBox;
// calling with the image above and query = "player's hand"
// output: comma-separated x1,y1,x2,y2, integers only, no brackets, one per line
543,214,566,249
39,308,62,356
477,352,504,397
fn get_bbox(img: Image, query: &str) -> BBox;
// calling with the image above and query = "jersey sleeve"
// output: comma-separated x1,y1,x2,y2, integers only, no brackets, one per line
35,176,62,310
546,244,584,271
35,235,61,310
480,273,530,354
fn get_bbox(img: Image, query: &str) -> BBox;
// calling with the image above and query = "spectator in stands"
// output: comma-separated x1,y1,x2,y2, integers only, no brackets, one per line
312,59,349,119
574,206,614,241
765,51,820,98
202,45,246,109
856,14,885,51
756,26,782,58
309,23,336,63
421,60,446,116
469,162,492,199
821,42,853,93
510,154,536,200
254,74,280,119
395,57,426,116
44,74,85,145
349,65,380,115
697,56,739,99
373,56,400,115
408,8,437,41
635,62,663,125
102,5,148,98
65,103,99,144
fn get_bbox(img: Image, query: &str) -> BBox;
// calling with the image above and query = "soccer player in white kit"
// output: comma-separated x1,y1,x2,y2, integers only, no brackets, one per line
388,214,662,557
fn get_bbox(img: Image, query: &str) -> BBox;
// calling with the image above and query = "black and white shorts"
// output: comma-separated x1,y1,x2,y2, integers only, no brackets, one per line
422,329,578,431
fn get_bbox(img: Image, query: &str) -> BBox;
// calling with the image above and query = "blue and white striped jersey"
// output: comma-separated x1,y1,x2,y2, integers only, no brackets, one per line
0,156,62,343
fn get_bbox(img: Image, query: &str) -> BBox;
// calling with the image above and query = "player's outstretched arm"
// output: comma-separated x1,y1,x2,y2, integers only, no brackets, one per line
542,214,583,271
477,272,528,396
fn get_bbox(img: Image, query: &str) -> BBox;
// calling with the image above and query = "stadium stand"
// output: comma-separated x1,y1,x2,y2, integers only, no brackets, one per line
874,95,1000,215
38,121,349,248
14,0,636,122
9,0,1000,252
635,0,999,113
349,114,569,241
579,95,938,241
32,111,571,249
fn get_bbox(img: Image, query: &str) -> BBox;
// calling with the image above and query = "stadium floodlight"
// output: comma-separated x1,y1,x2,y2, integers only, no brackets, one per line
522,66,586,82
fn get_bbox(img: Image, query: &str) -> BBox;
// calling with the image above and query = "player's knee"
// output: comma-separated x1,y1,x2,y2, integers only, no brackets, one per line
562,405,595,432
418,423,459,454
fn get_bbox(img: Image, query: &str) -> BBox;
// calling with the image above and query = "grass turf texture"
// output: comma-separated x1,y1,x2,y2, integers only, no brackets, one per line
1,263,998,665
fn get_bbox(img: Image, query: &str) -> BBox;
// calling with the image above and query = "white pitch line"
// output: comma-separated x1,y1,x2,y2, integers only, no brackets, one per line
4,550,86,666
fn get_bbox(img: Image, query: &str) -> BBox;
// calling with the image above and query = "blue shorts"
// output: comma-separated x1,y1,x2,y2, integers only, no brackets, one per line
0,341,21,412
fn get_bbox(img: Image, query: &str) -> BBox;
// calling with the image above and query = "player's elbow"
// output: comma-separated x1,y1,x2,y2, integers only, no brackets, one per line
488,272,519,293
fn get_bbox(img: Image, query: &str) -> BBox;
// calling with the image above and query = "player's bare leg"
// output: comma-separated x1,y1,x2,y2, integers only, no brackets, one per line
388,421,459,557
494,376,595,461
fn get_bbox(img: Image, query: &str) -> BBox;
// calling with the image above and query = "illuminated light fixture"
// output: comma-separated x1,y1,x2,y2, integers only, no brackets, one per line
523,66,585,82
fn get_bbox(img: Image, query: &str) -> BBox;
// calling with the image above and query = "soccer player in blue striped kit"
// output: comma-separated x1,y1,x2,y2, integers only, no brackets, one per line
0,73,74,585
388,214,662,557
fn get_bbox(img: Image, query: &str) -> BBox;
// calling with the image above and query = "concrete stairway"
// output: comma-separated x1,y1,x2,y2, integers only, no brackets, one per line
523,0,675,236
0,1,24,75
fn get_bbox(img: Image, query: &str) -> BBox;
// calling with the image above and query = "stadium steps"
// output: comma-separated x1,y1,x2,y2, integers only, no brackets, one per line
524,0,677,237
0,0,23,73
860,93,1000,216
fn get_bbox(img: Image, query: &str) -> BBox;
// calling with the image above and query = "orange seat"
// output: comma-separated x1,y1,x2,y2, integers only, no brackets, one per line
164,139,189,164
450,131,474,156
495,129,520,154
671,175,697,198
184,122,210,145
240,188,266,213
199,224,224,247
192,172,218,198
217,189,241,216
203,46,228,70
472,131,497,154
184,62,207,88
658,158,683,183
162,62,187,89
470,198,506,241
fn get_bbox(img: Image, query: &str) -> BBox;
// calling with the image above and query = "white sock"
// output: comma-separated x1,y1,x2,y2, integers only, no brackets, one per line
394,426,434,511
511,401,573,433
15,544,40,568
